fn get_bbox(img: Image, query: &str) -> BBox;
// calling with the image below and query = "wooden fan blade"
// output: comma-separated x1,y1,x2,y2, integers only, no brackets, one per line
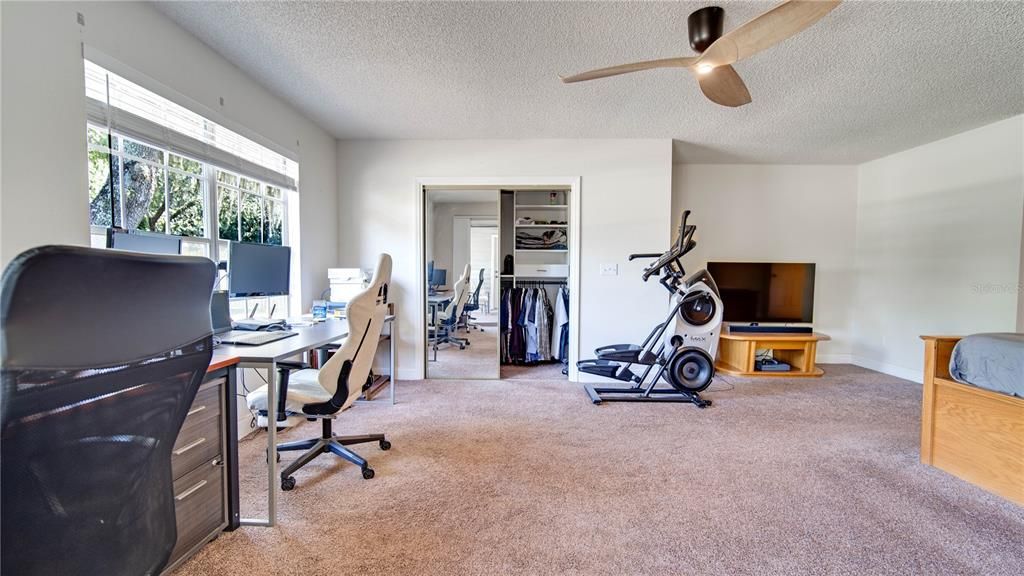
560,57,697,83
696,65,752,108
698,0,841,68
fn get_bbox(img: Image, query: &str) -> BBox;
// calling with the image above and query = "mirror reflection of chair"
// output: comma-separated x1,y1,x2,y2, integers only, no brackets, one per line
246,253,393,490
462,268,485,331
428,265,470,360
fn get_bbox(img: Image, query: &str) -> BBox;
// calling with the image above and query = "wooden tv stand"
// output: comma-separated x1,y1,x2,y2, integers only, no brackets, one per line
715,329,831,377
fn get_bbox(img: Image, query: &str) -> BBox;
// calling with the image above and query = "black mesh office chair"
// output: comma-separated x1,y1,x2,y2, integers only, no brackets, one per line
461,268,485,331
1,246,216,576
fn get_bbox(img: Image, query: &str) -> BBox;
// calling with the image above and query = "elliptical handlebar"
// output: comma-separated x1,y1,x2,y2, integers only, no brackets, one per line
637,212,698,284
628,253,662,261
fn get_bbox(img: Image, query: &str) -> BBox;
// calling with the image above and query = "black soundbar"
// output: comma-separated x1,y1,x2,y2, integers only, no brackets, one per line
728,324,813,334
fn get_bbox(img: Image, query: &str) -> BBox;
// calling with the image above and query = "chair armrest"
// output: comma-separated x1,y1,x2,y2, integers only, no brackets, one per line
273,360,310,423
277,360,311,372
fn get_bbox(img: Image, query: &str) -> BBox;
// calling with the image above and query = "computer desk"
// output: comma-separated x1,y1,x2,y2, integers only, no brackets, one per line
214,319,348,528
214,315,396,528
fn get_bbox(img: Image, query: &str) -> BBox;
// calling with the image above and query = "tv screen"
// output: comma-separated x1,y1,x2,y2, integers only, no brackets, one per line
228,242,291,297
706,262,815,323
431,269,447,287
107,229,181,255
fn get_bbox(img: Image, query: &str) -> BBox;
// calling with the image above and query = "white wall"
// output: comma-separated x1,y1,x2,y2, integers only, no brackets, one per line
1020,206,1024,332
0,1,338,311
673,164,859,360
853,115,1024,381
430,201,497,281
336,139,673,379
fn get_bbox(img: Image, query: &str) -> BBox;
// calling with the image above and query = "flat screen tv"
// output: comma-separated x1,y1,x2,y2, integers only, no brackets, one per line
706,262,815,324
228,242,291,297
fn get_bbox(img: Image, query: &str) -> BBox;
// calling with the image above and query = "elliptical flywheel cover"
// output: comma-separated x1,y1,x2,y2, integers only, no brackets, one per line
667,349,714,392
679,292,717,326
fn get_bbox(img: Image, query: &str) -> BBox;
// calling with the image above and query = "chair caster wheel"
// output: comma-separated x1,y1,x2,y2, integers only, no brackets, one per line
379,440,391,451
361,467,375,480
281,476,296,491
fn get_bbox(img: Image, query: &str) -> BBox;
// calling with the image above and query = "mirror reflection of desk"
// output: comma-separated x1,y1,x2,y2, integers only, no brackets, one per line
427,292,453,325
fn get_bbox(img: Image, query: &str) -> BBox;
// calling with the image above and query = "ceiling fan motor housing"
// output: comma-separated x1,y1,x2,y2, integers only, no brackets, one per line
688,6,725,53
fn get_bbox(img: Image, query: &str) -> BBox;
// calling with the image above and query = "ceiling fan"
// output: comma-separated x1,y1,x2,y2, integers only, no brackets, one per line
560,1,841,107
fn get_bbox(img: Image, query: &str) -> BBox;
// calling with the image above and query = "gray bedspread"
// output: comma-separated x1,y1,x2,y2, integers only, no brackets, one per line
949,333,1024,397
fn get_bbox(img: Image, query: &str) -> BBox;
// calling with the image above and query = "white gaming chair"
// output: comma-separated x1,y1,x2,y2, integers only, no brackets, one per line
246,253,392,490
428,265,470,358
449,264,473,343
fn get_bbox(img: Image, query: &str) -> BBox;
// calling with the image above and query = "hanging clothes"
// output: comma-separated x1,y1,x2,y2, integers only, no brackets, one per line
536,288,551,361
552,285,569,363
500,283,564,366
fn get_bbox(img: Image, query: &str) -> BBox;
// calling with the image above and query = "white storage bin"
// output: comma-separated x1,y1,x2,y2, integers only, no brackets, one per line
516,264,569,278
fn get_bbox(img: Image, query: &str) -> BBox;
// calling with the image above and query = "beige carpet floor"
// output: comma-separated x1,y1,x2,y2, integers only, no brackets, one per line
175,365,1024,576
428,324,500,380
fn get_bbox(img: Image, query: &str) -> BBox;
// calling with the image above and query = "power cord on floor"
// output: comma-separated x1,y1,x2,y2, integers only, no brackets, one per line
707,373,736,392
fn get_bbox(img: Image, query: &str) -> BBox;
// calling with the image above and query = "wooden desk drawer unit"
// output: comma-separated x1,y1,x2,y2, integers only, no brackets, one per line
169,459,225,561
163,376,228,573
171,383,222,480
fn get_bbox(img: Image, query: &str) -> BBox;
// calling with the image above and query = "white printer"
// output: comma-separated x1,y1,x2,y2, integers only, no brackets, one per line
328,268,368,303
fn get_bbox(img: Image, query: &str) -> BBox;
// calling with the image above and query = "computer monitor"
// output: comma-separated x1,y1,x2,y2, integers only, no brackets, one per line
106,228,181,255
210,290,233,334
431,268,447,289
227,242,291,297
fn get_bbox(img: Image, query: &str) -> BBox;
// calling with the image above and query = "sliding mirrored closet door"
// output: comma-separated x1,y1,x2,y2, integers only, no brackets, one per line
424,189,500,379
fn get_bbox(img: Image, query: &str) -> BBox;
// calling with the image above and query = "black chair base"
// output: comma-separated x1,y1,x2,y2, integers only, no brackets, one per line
276,418,390,490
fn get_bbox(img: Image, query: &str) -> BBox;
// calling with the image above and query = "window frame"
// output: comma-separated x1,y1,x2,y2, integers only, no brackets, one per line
88,124,290,265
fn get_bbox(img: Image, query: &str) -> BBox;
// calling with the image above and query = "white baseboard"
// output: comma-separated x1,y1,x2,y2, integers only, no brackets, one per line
237,418,256,440
817,354,853,364
851,356,922,383
397,367,421,381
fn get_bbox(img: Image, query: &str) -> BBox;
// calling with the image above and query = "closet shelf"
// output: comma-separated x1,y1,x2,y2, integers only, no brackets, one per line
515,224,567,228
515,204,568,209
515,249,568,253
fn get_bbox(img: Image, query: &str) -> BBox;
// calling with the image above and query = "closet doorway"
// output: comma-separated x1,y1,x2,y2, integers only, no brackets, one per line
417,178,581,382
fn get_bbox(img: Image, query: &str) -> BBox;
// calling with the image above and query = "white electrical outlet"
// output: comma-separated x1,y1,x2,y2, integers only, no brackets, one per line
600,263,618,276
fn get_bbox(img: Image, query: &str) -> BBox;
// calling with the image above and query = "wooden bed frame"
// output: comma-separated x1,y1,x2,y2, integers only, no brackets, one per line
920,335,1024,506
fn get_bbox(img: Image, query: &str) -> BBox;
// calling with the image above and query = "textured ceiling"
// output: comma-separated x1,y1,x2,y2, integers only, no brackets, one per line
155,1,1024,164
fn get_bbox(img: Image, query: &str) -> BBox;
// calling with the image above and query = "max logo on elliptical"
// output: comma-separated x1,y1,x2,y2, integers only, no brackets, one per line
689,335,707,343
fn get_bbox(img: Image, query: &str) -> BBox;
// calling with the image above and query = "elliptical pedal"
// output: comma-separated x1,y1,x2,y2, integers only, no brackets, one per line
577,359,633,382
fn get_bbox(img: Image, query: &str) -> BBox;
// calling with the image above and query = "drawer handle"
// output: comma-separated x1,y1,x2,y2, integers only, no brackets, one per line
175,480,208,501
186,405,207,417
173,437,207,456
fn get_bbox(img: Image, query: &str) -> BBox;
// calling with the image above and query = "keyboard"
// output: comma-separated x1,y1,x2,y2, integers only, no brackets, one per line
217,330,298,346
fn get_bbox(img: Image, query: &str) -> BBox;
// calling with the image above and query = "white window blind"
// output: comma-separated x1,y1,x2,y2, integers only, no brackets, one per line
84,59,299,191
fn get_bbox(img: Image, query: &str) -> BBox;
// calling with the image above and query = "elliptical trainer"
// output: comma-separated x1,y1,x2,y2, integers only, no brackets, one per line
577,210,723,407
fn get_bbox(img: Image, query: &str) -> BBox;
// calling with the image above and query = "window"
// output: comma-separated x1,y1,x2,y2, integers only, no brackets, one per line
215,168,286,270
88,125,211,256
84,57,300,314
